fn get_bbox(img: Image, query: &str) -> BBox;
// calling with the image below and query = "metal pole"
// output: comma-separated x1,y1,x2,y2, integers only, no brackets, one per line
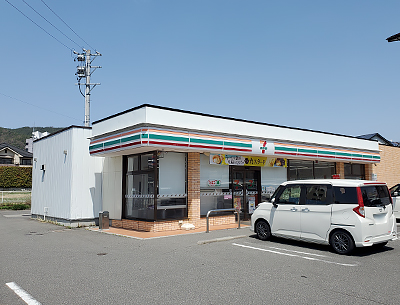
84,49,91,127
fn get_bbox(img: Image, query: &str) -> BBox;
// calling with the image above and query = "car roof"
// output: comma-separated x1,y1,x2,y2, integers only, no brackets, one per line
281,179,387,187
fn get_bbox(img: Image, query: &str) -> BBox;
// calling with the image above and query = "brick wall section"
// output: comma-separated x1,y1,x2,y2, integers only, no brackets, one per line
187,152,201,221
111,215,235,232
335,162,345,179
364,164,373,181
373,144,400,188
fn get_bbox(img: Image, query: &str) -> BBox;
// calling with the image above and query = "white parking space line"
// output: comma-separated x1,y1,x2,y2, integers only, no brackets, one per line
232,243,359,267
6,282,41,305
267,246,329,257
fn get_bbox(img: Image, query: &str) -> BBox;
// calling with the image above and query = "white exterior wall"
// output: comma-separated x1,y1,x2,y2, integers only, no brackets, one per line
31,127,104,222
92,106,379,152
70,128,104,219
102,156,122,220
32,129,74,219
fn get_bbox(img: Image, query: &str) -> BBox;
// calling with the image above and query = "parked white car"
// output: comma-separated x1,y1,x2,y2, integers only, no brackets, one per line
389,184,400,220
251,179,397,255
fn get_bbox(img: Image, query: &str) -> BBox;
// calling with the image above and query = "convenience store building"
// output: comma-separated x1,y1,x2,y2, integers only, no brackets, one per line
86,104,380,231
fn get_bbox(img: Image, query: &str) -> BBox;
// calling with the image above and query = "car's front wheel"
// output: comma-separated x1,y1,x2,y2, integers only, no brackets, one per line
255,220,271,241
330,230,355,255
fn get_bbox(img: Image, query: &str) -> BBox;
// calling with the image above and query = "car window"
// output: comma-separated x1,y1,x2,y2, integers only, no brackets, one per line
305,185,329,205
333,187,358,204
277,185,301,204
360,185,391,207
389,184,400,196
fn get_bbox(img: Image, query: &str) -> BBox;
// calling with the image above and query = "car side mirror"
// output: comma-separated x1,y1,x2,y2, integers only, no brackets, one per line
271,197,278,208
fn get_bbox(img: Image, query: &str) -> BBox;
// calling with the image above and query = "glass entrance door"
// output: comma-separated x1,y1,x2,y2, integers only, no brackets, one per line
231,167,261,221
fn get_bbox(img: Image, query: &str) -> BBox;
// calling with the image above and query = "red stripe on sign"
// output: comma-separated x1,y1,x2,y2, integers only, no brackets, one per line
274,152,298,156
90,149,104,155
189,144,224,150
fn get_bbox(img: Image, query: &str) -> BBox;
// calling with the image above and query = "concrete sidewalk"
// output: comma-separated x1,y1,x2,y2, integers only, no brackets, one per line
88,222,250,239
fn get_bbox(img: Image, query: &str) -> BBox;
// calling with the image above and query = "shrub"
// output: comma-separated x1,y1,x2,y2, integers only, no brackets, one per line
0,167,32,188
0,203,31,210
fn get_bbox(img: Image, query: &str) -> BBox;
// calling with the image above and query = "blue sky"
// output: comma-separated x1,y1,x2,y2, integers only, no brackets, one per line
1,1,400,141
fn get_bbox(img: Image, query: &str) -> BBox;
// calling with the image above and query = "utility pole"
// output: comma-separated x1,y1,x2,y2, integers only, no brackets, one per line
74,49,101,127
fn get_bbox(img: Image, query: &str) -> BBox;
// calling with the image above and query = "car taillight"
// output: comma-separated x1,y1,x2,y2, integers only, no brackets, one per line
353,187,365,218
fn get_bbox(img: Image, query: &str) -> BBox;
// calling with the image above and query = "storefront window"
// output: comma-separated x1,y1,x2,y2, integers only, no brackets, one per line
289,160,314,180
157,152,187,219
344,163,365,180
314,161,335,179
261,166,287,200
200,154,231,216
288,160,335,180
124,151,187,221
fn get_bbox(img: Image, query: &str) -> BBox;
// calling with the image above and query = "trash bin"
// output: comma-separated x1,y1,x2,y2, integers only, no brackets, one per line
99,211,109,230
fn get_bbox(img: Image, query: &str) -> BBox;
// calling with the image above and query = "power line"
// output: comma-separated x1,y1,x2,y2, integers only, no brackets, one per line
4,0,73,51
21,0,82,50
40,0,96,51
0,92,82,123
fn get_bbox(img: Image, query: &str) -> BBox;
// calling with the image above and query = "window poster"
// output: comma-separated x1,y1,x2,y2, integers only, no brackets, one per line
234,197,241,210
210,154,287,167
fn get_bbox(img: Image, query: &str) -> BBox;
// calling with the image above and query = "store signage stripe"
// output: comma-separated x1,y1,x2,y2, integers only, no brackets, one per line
91,128,143,144
317,150,336,156
224,141,252,148
90,149,104,155
121,134,141,143
120,141,141,149
190,138,224,146
275,146,297,152
298,148,317,154
149,134,189,142
104,139,121,147
89,143,104,150
189,144,224,150
222,147,253,152
147,141,189,147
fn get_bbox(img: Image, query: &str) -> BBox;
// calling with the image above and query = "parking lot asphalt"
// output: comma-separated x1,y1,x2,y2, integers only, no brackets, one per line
2,209,400,305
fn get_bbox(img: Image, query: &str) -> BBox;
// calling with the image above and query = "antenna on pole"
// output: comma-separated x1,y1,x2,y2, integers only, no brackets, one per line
74,49,101,127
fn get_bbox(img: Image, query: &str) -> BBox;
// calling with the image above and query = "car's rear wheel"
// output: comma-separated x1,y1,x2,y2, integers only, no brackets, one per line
255,220,271,241
330,230,355,255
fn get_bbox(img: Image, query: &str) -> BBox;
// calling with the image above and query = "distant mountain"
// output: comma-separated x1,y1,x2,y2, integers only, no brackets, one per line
0,127,64,150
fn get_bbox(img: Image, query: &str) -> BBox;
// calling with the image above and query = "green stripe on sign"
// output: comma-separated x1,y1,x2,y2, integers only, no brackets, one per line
223,141,252,148
141,133,148,138
275,146,297,152
190,138,223,146
372,155,380,160
149,134,189,142
90,143,103,150
104,139,120,147
335,152,352,157
362,155,373,159
121,134,141,143
317,150,336,156
352,153,363,158
298,148,317,154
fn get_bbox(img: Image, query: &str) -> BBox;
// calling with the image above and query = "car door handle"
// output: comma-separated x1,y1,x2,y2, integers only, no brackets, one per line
290,207,297,212
302,208,310,212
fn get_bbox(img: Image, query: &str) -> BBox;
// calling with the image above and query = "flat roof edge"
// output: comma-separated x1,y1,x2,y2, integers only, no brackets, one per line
34,125,91,143
92,104,377,143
